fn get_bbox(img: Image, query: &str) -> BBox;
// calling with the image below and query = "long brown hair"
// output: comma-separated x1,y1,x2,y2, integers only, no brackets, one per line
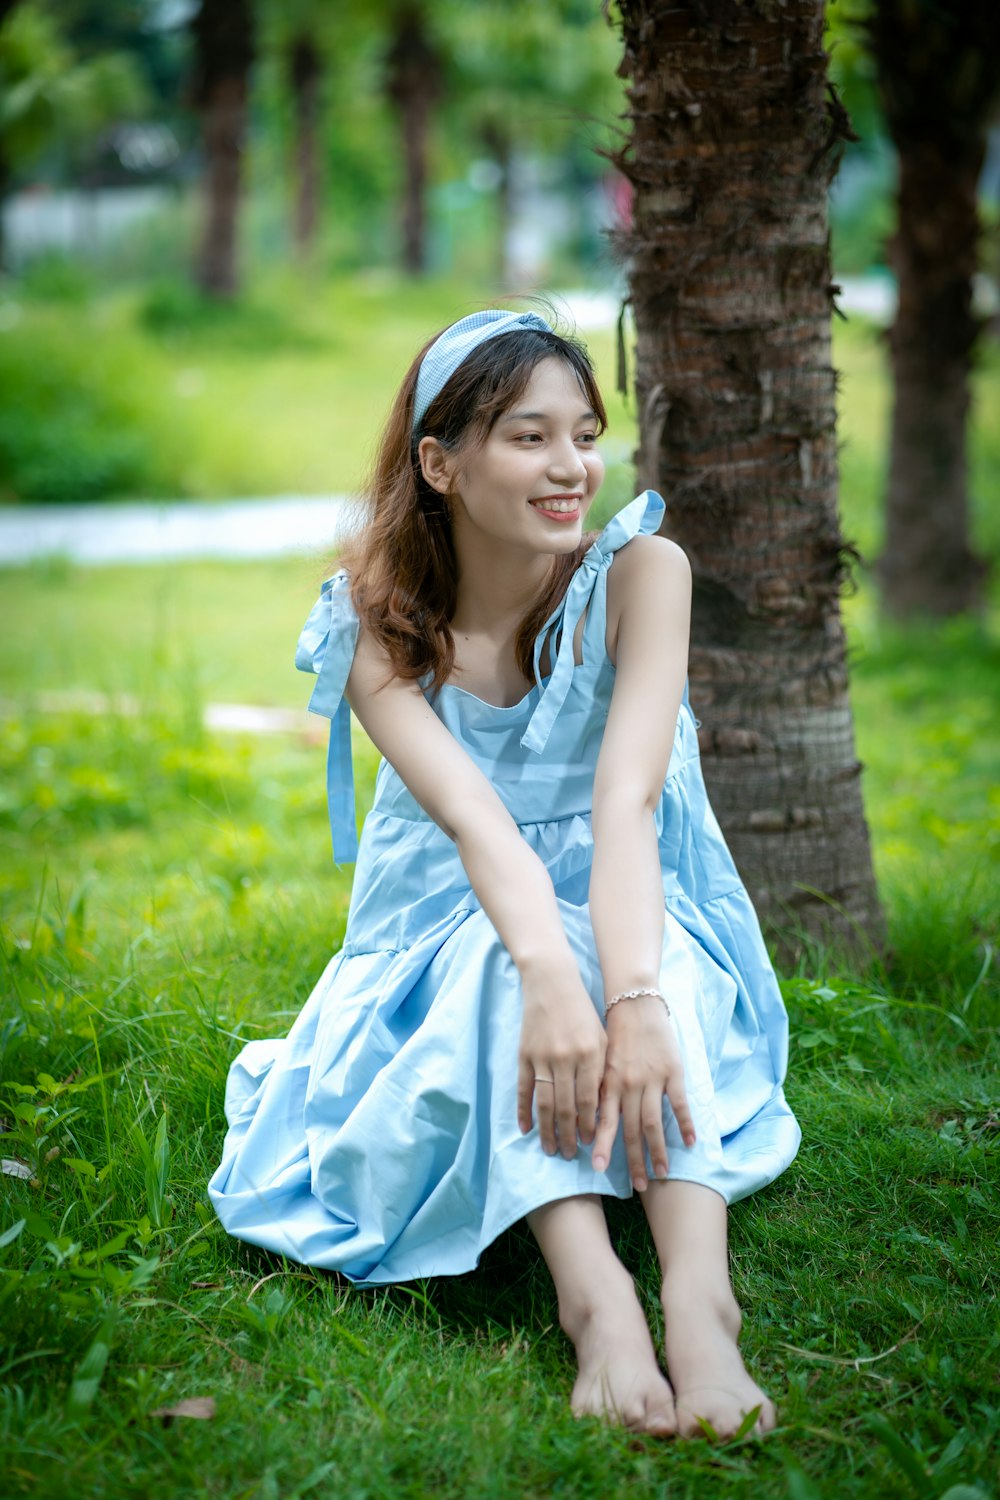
339,323,608,692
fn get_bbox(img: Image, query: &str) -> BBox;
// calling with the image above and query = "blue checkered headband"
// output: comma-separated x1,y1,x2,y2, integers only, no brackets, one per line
412,309,554,433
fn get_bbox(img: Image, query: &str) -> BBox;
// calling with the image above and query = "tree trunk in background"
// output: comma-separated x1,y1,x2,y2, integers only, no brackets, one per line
615,0,883,960
385,5,441,275
191,0,254,298
480,120,513,289
290,32,322,259
868,2,1000,618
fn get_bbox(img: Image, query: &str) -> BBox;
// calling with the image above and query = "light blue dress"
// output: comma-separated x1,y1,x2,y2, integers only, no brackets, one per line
208,492,800,1284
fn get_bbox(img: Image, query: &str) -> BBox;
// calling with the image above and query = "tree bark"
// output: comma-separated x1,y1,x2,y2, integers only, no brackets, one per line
290,33,322,260
191,0,255,299
615,0,884,960
385,5,441,276
868,2,999,619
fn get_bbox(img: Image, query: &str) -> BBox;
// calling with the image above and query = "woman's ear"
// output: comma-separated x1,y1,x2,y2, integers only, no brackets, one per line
418,436,455,496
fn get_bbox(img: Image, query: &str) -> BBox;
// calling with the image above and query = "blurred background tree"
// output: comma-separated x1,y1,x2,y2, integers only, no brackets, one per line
864,0,1000,619
384,2,443,276
190,0,255,295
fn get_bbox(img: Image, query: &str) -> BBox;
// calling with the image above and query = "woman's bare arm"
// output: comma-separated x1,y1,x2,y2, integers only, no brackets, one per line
346,628,606,1155
588,535,697,1186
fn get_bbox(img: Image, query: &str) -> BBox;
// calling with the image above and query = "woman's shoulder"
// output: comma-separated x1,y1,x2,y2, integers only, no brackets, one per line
606,530,691,592
602,532,691,666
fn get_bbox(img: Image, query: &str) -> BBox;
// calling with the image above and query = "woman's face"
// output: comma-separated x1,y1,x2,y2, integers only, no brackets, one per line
432,357,605,557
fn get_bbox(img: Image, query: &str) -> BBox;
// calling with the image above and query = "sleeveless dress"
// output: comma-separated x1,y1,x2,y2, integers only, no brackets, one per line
208,492,801,1284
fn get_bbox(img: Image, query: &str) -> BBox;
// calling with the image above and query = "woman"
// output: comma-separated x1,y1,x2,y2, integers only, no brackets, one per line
209,308,801,1438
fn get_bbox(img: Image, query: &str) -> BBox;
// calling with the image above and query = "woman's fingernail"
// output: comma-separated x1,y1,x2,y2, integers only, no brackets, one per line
592,1154,606,1171
634,1177,647,1192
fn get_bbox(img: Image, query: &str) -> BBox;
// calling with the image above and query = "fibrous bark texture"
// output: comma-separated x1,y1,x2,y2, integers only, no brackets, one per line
868,1,999,618
191,0,255,298
615,0,883,958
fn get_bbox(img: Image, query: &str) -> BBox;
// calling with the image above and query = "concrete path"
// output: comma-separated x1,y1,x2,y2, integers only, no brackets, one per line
0,495,352,566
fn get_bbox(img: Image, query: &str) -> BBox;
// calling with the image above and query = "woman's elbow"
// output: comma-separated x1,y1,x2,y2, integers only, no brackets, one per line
593,780,661,830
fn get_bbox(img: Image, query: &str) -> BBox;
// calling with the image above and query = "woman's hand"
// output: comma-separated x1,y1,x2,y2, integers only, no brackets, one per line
591,996,696,1189
517,963,608,1158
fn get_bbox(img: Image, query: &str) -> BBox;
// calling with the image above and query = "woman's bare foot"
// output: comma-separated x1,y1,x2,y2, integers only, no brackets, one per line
560,1263,677,1435
661,1278,776,1439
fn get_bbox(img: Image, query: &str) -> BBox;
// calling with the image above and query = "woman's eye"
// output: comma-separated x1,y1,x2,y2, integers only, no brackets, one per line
577,432,598,445
515,433,543,444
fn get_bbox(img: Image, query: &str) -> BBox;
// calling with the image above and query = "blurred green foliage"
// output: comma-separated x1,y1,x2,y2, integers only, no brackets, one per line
0,1,148,184
0,274,996,579
0,271,641,503
0,288,174,501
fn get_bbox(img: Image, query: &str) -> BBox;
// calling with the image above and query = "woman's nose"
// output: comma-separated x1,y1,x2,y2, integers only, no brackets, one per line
547,436,588,483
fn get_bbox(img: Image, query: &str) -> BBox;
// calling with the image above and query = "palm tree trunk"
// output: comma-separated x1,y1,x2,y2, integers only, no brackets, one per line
615,0,883,959
385,5,441,276
867,2,999,618
191,0,255,298
290,33,322,260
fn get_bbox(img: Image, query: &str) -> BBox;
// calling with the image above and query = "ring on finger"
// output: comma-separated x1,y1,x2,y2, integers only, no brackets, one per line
534,1076,555,1085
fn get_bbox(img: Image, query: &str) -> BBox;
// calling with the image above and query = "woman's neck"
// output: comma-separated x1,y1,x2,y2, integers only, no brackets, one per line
450,530,555,638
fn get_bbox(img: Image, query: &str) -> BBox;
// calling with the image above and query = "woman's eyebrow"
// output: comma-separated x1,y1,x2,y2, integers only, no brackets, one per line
499,408,597,423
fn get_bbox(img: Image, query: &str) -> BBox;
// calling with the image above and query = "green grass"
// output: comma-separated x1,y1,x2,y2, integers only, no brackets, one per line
1,281,999,1496
0,674,996,1498
1,573,997,1498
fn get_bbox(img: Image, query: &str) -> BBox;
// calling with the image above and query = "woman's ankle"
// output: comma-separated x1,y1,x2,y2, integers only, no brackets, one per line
661,1265,742,1336
557,1258,635,1342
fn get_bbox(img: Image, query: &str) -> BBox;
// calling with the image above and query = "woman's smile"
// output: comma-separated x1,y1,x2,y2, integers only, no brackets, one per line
529,494,584,521
444,357,605,556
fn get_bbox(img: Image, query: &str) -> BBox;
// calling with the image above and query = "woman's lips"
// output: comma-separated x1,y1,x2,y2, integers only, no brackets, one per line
529,497,581,521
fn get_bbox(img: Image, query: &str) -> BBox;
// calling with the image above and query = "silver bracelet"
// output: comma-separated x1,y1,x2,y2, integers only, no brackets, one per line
605,986,671,1017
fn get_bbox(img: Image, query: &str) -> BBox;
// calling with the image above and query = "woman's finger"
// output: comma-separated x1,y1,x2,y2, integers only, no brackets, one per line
641,1085,670,1180
591,1085,620,1173
666,1067,697,1149
534,1075,558,1155
575,1056,602,1145
621,1088,647,1191
554,1072,578,1159
516,1056,535,1135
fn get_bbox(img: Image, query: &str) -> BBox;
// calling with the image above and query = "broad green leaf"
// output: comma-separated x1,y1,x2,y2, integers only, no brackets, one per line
0,1219,26,1250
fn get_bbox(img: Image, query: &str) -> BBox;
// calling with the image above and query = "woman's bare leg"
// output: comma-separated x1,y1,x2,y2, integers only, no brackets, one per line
640,1180,777,1438
527,1194,676,1435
